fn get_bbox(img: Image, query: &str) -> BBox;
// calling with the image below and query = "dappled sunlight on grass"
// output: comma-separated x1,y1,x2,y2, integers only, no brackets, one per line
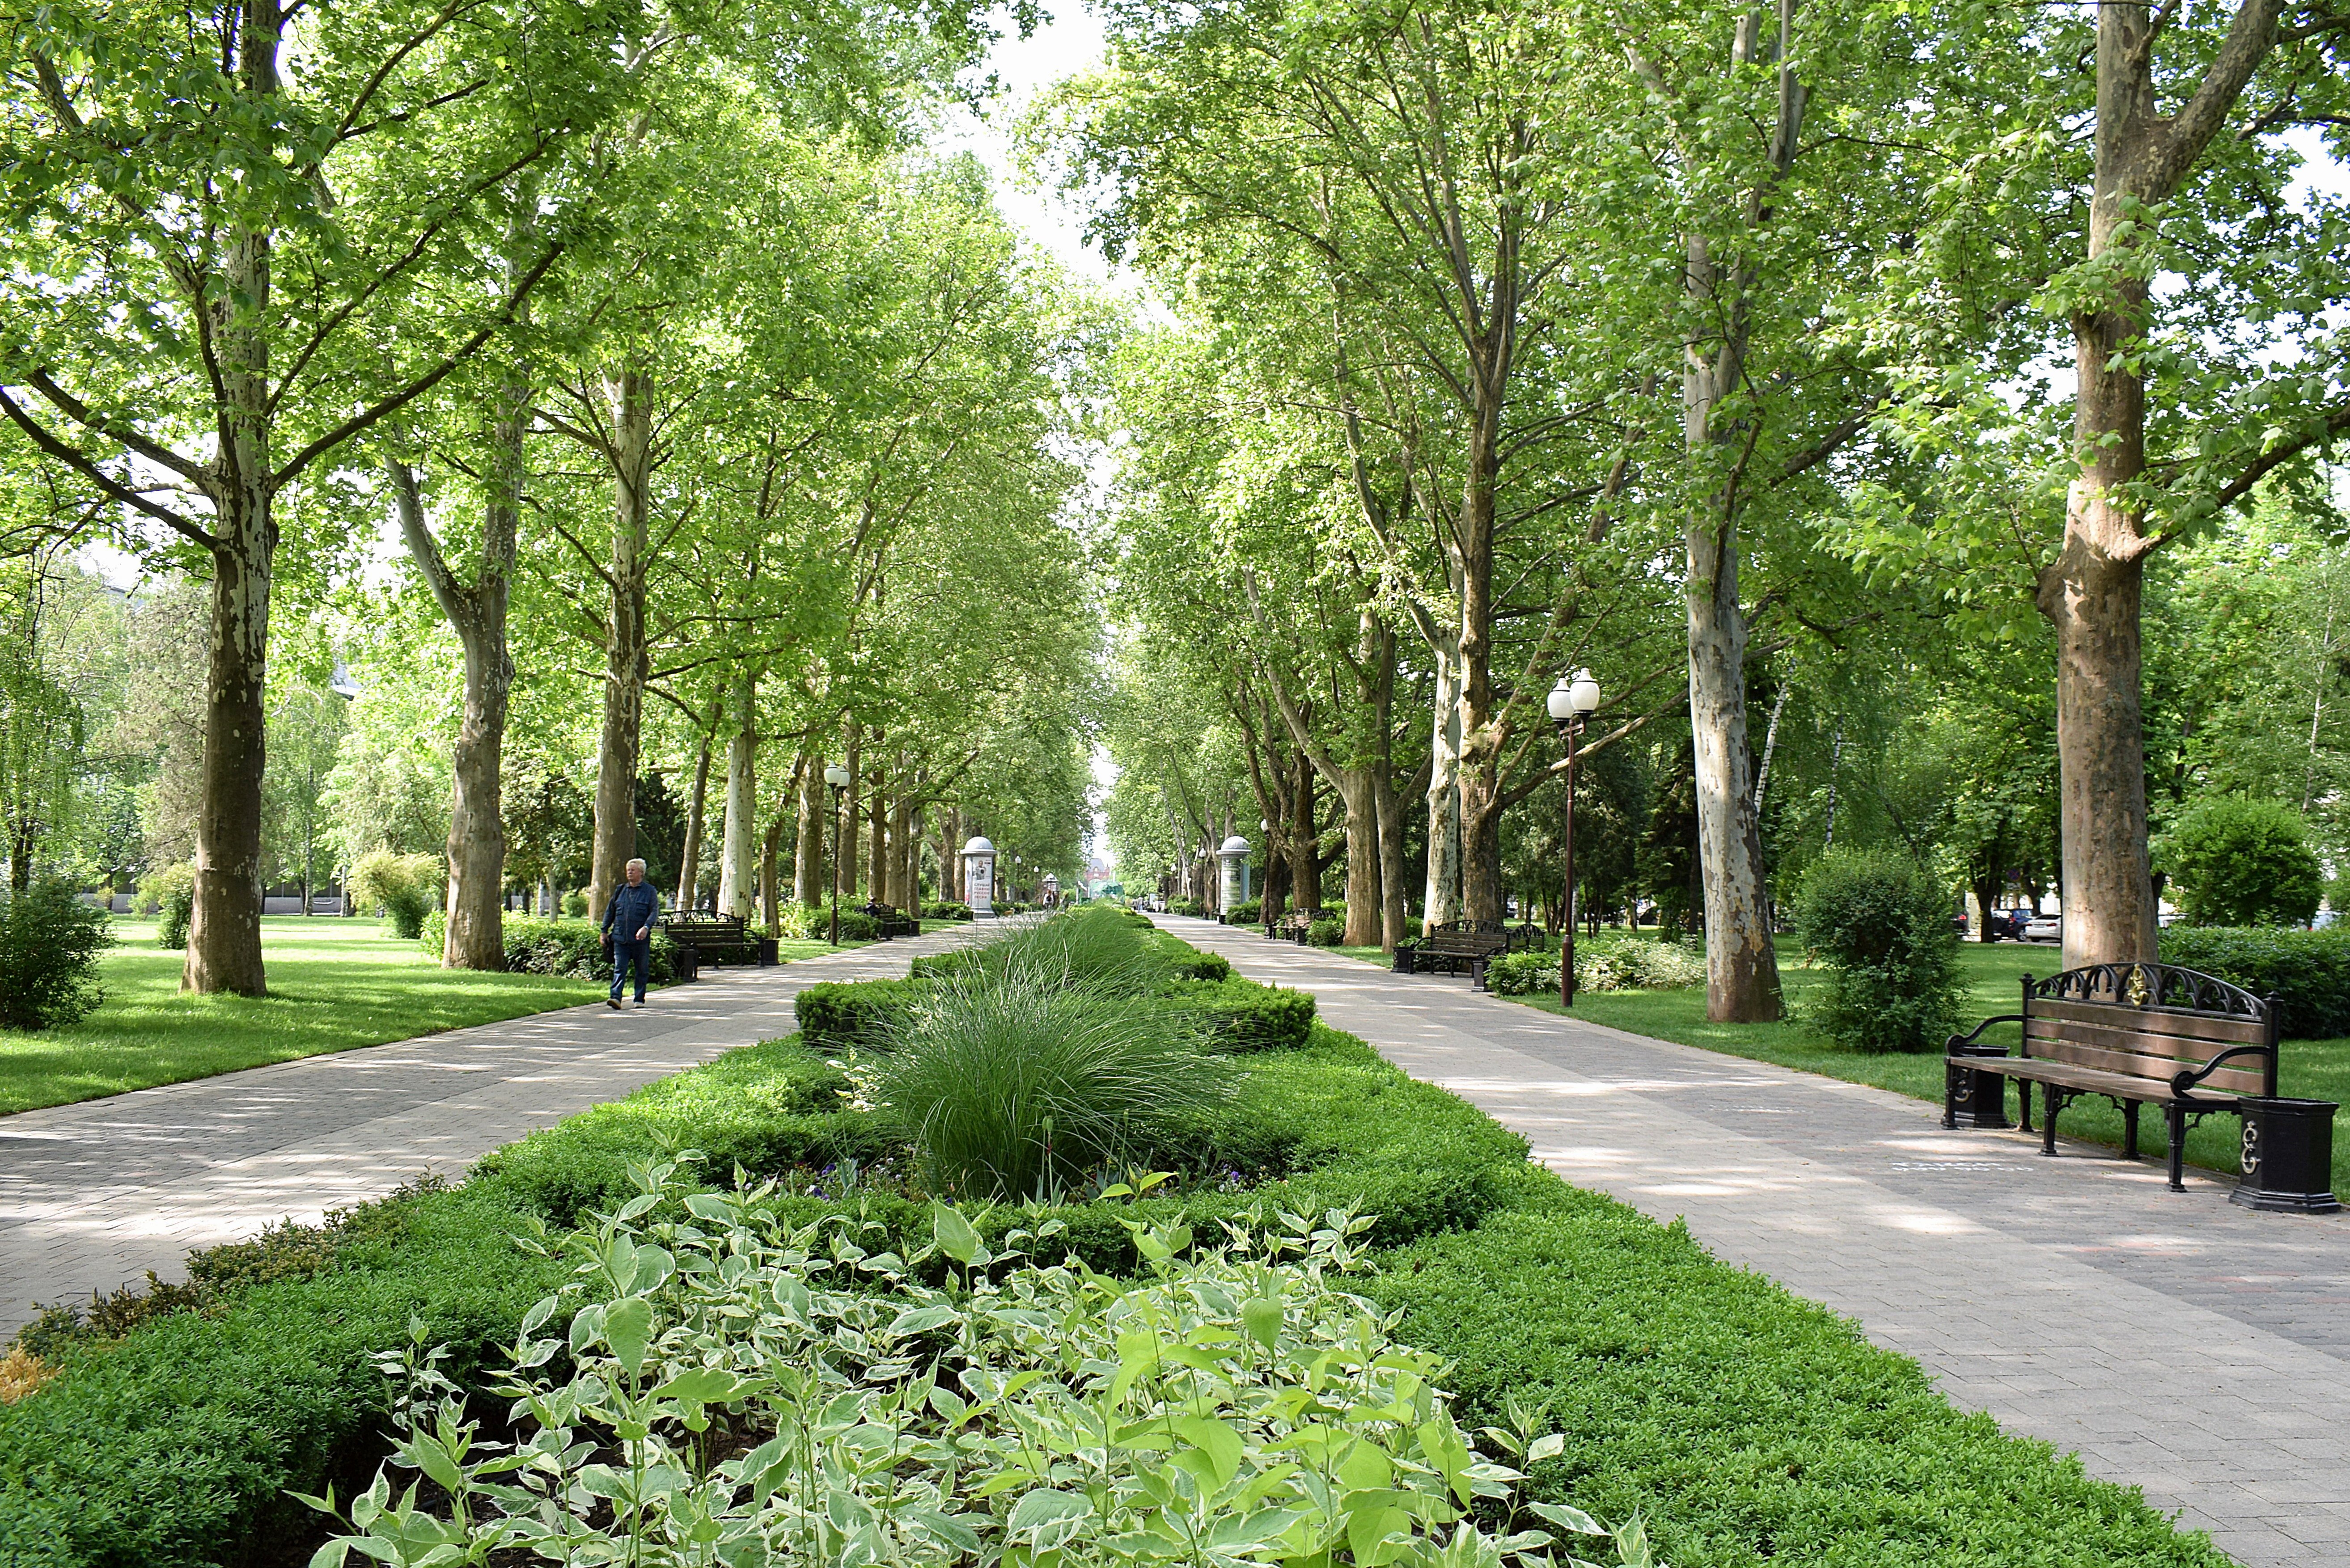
0,916,601,1115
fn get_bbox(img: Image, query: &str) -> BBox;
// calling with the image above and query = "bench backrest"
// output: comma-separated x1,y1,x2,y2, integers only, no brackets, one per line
2021,964,2277,1097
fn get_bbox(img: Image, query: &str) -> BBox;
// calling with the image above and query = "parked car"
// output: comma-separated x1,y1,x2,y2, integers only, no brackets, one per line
2022,914,2062,943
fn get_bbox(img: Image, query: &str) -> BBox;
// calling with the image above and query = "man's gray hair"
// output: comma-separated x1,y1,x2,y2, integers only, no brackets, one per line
625,858,647,873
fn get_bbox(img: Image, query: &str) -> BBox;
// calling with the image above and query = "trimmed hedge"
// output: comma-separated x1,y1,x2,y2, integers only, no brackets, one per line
1173,976,1317,1051
2157,926,2350,1039
794,977,931,1050
417,912,687,983
1366,1192,2228,1567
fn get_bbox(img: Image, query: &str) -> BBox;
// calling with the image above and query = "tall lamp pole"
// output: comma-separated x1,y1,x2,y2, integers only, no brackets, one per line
823,762,851,946
1546,668,1602,1006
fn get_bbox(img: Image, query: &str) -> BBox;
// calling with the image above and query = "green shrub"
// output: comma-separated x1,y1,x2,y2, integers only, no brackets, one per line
794,976,932,1050
1168,897,1206,917
491,916,683,985
348,850,441,940
1487,951,1553,995
1227,897,1262,923
0,882,114,1029
874,962,1234,1200
1176,950,1232,981
1308,916,1344,946
1793,849,1961,1052
1171,976,1317,1050
2157,925,2350,1038
921,899,974,920
560,889,589,917
1365,1190,2229,1568
2157,795,2324,926
137,862,195,946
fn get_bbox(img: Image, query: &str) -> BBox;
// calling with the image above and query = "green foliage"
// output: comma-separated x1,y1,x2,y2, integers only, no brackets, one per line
1363,1194,2233,1568
1227,897,1262,923
873,962,1234,1200
796,977,934,1051
1307,917,1345,947
2158,927,2350,1040
1176,950,1233,981
561,890,590,918
1170,977,1317,1051
1489,939,1707,998
2156,796,2324,926
446,915,689,985
922,900,975,920
0,882,114,1030
1168,898,1206,917
136,863,195,947
1794,851,1962,1052
0,1182,567,1568
313,1181,1644,1568
348,851,442,940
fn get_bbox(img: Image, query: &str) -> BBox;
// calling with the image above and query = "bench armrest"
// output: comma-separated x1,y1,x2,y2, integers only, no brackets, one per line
2169,1044,2274,1098
1945,1015,2025,1057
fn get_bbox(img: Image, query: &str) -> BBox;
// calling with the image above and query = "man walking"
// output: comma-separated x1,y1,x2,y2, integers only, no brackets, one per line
601,858,661,1009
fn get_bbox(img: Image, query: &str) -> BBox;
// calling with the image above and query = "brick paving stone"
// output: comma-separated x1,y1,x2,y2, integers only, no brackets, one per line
1155,914,2350,1568
0,923,997,1338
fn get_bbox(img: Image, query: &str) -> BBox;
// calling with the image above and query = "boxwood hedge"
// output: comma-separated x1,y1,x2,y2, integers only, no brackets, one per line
2157,925,2350,1039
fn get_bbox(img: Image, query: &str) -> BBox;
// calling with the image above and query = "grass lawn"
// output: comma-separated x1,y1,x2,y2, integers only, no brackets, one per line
0,915,909,1117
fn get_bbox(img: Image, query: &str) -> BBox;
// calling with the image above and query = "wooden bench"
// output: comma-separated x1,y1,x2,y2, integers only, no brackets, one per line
1944,963,2278,1191
665,913,776,969
860,902,920,939
1264,909,1325,944
1396,920,1537,988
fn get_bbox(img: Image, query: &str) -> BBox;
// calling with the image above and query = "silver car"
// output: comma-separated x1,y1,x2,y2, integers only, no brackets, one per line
2022,914,2061,943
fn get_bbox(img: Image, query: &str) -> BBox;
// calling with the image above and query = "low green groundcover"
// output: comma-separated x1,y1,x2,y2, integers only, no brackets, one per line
0,925,2226,1568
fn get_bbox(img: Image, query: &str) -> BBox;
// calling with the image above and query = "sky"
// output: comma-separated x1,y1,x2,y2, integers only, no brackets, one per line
935,4,1135,295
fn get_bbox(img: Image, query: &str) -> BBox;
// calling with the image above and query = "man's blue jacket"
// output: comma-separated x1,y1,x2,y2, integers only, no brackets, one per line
602,882,662,942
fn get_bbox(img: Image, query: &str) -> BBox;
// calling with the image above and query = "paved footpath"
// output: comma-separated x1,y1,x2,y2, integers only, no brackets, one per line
1155,915,2350,1568
0,923,995,1340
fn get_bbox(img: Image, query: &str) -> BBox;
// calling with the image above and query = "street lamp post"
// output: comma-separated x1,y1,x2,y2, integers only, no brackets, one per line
823,762,851,946
1546,668,1602,1006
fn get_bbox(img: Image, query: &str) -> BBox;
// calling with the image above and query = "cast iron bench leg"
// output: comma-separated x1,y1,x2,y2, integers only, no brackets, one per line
2041,1093,2060,1156
2018,1081,2032,1134
2166,1104,2188,1192
2123,1100,2140,1159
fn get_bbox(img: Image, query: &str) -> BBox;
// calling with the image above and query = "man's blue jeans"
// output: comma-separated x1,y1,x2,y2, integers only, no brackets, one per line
610,938,649,1003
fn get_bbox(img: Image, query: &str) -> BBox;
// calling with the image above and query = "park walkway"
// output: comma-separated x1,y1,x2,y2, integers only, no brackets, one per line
1155,914,2350,1568
0,922,996,1340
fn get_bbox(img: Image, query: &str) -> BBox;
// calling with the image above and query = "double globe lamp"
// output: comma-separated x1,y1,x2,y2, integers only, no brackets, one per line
822,762,851,946
1545,668,1602,1006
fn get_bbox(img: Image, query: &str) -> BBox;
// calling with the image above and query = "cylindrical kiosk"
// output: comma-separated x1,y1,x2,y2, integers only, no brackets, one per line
961,837,998,917
1218,836,1250,917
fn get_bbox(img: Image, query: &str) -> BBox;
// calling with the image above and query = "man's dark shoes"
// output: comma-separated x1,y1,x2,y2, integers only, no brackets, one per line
605,997,622,1010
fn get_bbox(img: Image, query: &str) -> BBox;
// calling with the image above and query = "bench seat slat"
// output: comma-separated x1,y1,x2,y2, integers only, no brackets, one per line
1956,1055,2244,1105
2020,1023,2270,1095
2031,996,2266,1045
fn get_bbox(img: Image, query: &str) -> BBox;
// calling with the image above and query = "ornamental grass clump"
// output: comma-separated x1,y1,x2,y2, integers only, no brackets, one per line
1793,849,1961,1052
876,955,1232,1202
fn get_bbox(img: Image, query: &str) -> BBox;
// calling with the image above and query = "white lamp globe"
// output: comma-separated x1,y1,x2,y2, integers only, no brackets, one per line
1545,676,1575,722
823,763,850,789
1570,668,1602,715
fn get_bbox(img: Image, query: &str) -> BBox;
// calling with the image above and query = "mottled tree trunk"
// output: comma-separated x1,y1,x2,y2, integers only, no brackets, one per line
1287,752,1321,913
2036,0,2283,965
717,670,758,920
1686,507,1782,1019
677,731,713,913
587,368,653,926
1422,651,1462,932
761,813,783,934
793,748,823,907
